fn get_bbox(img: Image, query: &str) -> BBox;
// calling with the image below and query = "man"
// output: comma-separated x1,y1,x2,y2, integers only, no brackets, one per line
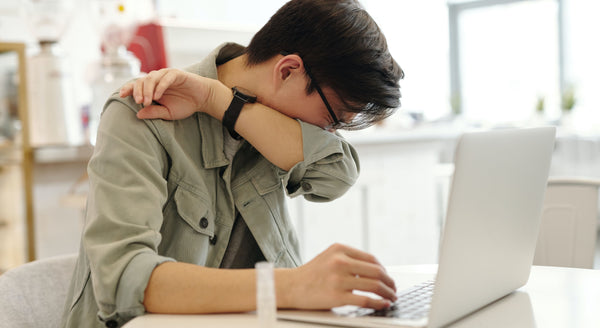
61,0,404,327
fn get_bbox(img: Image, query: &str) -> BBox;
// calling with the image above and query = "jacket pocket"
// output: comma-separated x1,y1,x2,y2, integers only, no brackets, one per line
173,185,215,238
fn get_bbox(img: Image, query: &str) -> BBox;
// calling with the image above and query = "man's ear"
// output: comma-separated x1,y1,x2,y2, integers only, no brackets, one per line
273,54,304,87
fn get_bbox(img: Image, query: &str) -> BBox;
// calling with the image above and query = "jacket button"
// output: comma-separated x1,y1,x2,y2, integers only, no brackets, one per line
209,235,218,245
301,181,312,192
105,320,118,328
199,217,209,229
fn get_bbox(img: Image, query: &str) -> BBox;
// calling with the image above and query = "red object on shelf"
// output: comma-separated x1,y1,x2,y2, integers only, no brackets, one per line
127,22,168,73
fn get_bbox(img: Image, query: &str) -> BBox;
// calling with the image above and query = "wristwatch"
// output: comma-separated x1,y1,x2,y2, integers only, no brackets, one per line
222,86,257,140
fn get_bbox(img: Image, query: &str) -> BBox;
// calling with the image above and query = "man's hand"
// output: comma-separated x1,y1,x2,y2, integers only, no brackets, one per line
283,243,397,310
119,68,218,120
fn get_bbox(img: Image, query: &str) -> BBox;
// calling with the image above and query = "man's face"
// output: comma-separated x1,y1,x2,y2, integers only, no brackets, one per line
260,81,347,131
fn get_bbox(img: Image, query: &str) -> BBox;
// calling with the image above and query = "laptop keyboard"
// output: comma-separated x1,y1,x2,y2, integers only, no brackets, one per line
369,280,435,320
335,280,435,320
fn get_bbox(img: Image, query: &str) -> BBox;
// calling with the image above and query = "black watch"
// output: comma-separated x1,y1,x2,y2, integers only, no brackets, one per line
222,86,257,140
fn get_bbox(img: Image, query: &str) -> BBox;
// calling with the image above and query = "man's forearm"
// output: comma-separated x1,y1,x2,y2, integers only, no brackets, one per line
124,70,304,171
143,262,295,313
208,81,303,171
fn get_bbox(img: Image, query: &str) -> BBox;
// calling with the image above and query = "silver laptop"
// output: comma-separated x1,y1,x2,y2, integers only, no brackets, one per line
278,127,556,328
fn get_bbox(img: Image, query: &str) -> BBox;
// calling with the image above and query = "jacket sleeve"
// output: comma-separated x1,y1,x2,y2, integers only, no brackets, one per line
83,95,175,325
280,120,360,202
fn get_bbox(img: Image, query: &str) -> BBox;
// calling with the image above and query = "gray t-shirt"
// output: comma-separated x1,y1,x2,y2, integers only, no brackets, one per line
219,210,266,268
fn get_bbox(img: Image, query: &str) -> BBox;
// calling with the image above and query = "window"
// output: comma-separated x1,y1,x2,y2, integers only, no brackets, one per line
449,0,561,124
363,0,450,121
562,0,600,132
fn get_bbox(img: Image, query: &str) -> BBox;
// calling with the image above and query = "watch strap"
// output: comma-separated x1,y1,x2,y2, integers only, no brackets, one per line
222,87,256,140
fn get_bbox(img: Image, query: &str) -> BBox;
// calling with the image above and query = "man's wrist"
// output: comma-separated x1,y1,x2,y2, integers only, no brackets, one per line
223,87,257,139
275,268,296,309
204,80,234,121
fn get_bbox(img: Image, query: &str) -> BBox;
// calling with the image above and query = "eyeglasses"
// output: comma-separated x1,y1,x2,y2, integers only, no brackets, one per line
281,51,347,130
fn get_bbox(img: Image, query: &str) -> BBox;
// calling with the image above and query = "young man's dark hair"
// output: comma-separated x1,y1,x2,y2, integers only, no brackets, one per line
246,0,404,129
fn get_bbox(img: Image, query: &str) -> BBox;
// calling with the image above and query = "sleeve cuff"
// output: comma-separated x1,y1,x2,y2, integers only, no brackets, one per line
280,120,359,200
97,252,175,325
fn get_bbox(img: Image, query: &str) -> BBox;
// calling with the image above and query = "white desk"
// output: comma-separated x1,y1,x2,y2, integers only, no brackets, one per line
123,265,600,328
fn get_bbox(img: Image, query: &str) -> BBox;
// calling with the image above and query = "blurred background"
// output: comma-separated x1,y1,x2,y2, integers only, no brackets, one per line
1,0,599,272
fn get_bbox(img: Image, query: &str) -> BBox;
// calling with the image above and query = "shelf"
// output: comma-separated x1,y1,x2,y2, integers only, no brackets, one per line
3,139,94,164
0,42,34,264
33,144,93,164
0,139,22,164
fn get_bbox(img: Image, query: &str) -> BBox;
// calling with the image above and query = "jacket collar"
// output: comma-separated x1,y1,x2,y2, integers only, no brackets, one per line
185,43,246,169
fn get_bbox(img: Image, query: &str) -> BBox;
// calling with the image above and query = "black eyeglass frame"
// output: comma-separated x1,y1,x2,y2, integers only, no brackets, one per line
280,51,346,130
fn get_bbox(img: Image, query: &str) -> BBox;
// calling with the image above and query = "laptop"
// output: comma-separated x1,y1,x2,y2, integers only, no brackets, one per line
278,127,556,328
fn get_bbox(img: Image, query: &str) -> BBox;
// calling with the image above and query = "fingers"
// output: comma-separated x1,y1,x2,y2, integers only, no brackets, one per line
119,81,134,98
153,70,179,101
347,259,396,294
139,70,167,106
141,72,158,106
345,293,392,310
331,244,397,305
132,76,145,104
327,244,396,292
342,275,397,303
119,69,175,106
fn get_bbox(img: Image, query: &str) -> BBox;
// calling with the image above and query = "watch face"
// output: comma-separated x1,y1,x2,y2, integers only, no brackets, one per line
233,86,257,102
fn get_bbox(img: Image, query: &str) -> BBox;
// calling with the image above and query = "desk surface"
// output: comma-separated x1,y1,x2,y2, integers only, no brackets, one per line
123,265,600,328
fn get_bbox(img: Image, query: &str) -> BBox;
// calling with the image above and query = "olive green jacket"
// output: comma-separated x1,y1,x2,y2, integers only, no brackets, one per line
61,43,360,328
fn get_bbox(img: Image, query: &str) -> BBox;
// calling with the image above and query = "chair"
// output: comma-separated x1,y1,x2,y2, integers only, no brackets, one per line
0,253,77,328
533,177,600,269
